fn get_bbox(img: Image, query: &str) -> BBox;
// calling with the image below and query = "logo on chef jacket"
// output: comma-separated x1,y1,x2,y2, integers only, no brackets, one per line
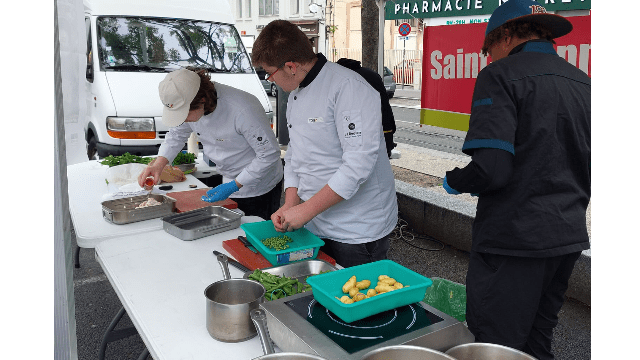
308,117,324,123
165,103,174,108
254,135,270,147
342,114,362,141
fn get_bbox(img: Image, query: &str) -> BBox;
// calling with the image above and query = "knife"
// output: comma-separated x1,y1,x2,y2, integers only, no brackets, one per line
238,236,258,254
212,250,250,273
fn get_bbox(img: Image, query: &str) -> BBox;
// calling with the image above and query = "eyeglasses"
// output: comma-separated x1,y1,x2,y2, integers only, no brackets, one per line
265,63,286,82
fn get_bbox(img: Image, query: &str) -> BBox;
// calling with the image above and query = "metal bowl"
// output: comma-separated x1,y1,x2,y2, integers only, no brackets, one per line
445,343,536,360
361,345,456,360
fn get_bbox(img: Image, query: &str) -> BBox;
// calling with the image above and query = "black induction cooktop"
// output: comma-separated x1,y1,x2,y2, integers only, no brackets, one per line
284,294,444,354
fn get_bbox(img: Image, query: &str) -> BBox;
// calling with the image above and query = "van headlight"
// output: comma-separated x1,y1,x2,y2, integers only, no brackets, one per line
106,117,156,139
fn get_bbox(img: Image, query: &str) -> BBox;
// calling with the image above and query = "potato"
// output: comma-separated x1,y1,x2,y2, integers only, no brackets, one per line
375,284,396,293
342,275,357,293
393,282,404,289
352,293,367,302
356,280,371,290
366,289,377,297
349,287,360,297
379,278,397,286
339,295,354,304
378,275,390,281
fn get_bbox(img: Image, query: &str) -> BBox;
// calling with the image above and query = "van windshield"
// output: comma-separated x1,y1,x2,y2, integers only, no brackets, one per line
96,17,252,73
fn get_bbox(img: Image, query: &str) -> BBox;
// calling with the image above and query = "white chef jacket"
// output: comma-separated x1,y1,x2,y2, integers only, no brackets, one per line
285,60,398,244
158,83,283,199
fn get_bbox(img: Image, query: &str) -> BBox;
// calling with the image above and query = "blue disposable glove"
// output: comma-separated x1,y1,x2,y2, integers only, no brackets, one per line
442,176,461,195
201,180,240,203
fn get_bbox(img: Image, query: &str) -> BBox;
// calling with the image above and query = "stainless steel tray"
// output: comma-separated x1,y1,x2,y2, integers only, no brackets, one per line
243,260,338,285
162,206,243,241
102,194,176,225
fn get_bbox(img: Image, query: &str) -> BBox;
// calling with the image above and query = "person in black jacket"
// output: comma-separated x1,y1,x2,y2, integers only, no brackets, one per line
442,1,590,359
336,58,396,158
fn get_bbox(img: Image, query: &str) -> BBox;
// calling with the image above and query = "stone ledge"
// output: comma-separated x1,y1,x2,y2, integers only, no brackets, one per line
394,179,591,306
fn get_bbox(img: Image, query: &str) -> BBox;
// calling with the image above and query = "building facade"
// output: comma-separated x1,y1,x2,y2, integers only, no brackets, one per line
230,0,328,55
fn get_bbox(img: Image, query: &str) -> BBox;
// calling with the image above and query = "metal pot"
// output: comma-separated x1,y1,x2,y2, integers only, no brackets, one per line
250,308,329,360
445,343,537,360
361,345,456,360
204,254,265,342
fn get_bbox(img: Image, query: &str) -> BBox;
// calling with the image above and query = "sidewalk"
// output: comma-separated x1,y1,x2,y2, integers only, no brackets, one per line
394,85,421,100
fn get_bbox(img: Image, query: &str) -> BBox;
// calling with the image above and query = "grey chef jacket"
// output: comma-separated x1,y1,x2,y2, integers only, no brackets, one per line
285,55,398,244
158,83,283,199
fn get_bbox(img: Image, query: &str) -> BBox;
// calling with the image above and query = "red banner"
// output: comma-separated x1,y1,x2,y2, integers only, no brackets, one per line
421,15,591,128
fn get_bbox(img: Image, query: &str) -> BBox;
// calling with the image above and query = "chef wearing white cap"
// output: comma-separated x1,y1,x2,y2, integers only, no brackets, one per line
138,68,283,220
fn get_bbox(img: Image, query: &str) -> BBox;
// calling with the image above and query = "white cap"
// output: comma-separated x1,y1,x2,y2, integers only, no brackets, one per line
158,69,200,127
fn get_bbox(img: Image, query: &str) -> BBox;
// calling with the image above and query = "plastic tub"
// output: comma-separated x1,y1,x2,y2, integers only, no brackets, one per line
306,260,433,323
240,221,325,266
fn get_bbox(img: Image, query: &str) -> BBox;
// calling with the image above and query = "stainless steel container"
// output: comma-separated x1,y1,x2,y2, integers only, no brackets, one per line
163,206,242,240
101,194,176,224
250,308,329,360
243,260,338,284
361,345,456,360
205,254,265,342
445,343,537,360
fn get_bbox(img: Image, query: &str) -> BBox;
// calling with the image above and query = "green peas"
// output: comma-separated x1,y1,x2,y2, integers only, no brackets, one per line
261,235,293,251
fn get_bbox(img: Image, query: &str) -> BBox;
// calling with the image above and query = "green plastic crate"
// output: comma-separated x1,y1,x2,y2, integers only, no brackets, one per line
422,277,467,322
306,260,433,323
240,221,325,266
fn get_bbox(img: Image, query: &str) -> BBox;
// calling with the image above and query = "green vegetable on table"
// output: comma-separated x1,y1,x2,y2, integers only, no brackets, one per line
261,235,293,251
172,152,196,165
100,152,155,167
248,269,312,301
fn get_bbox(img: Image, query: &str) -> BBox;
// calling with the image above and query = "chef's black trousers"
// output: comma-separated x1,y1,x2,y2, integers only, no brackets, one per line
319,233,391,268
465,251,581,360
232,179,283,221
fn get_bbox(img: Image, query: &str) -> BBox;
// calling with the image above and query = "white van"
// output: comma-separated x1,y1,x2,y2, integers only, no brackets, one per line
83,0,272,159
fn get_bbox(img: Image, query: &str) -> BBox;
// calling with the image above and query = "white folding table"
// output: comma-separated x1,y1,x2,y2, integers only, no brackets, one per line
95,217,271,360
67,160,214,250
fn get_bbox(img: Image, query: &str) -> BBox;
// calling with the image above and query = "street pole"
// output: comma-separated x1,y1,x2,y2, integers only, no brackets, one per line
377,0,385,79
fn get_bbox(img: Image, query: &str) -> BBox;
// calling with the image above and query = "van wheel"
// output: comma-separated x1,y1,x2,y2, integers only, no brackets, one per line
87,136,98,160
270,83,278,98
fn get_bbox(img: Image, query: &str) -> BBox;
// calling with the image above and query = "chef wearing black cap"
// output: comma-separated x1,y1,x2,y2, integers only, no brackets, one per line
442,1,590,359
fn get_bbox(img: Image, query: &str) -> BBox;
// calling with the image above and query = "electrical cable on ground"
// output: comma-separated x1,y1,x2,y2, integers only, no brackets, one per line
390,215,445,251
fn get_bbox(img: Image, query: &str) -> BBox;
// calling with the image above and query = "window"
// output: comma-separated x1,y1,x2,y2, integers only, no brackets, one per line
85,17,93,82
259,0,279,15
95,17,253,73
237,0,243,18
395,18,417,27
246,0,252,17
291,0,299,15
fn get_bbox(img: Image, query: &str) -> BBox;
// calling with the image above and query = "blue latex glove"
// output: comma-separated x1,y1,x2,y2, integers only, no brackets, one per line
201,180,240,203
442,176,461,195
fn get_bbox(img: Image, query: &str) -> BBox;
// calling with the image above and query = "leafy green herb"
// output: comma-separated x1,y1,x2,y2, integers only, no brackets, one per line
100,152,154,167
172,152,196,165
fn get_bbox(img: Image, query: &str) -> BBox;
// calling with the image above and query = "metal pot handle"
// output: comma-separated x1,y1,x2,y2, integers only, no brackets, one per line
216,253,231,280
251,308,275,355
